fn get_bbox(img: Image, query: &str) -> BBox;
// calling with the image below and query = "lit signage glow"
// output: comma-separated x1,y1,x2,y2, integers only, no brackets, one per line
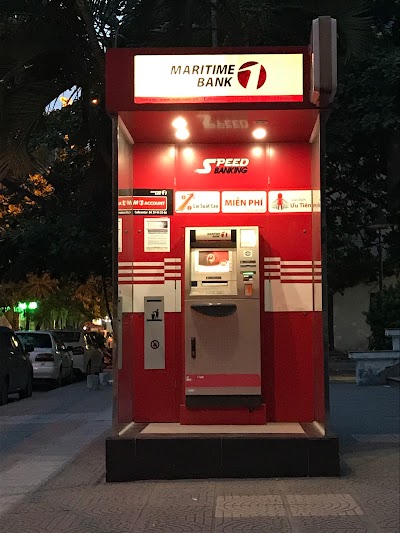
134,54,303,104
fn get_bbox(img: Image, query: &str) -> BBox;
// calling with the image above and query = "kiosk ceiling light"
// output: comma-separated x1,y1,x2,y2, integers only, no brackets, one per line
175,128,190,140
172,117,187,129
252,127,267,140
251,146,263,157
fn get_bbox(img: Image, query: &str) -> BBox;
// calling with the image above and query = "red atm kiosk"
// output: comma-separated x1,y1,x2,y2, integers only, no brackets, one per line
106,17,340,480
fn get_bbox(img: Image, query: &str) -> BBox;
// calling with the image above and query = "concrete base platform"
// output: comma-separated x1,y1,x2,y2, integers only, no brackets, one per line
106,423,340,481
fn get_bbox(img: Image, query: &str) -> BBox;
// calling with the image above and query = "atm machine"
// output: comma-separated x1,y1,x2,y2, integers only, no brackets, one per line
185,226,261,409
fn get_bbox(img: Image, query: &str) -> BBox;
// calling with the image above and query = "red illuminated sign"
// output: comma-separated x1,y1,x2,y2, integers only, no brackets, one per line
118,189,173,215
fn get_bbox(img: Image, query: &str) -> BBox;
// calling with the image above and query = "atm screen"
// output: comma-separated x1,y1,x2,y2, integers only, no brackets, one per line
195,250,232,273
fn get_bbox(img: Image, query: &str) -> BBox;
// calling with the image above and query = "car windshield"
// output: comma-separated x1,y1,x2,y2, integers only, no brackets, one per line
17,333,52,348
56,331,81,343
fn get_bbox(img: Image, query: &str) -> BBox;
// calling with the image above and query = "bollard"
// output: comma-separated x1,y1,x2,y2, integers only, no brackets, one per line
87,374,100,390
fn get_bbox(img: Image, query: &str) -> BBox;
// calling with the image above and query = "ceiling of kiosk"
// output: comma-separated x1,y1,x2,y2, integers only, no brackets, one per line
119,109,319,144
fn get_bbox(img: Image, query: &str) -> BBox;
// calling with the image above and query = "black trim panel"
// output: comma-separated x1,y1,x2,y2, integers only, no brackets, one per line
106,432,340,481
186,394,262,409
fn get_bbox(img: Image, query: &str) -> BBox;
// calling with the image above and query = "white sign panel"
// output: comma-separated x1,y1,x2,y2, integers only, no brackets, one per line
134,54,303,104
312,189,321,212
144,218,170,252
175,191,220,213
118,218,122,252
222,191,266,213
194,229,231,241
144,296,165,369
268,190,321,213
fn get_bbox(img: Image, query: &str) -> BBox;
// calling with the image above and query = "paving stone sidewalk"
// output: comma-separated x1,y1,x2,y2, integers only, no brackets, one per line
0,383,399,532
0,381,112,517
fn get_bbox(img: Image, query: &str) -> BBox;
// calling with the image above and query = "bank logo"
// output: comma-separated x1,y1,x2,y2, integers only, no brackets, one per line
195,158,249,174
237,62,267,89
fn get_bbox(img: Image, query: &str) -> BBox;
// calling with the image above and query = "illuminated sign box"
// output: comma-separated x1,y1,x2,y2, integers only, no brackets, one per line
134,54,303,104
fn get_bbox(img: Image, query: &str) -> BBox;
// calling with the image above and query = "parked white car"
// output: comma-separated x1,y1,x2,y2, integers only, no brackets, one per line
16,331,73,386
51,330,103,375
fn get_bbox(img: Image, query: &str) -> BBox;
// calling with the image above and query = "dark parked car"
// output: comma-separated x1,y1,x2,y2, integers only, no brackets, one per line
0,326,33,406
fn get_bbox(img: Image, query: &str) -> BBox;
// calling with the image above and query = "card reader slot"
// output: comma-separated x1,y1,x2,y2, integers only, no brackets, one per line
191,304,237,317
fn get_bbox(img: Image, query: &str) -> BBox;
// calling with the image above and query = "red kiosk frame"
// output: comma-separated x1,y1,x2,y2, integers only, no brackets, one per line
106,17,339,480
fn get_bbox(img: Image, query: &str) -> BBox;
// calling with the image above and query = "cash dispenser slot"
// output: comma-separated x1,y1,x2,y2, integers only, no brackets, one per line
191,303,237,317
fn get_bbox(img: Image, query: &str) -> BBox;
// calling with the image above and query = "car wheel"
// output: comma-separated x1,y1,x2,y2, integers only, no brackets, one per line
19,373,33,399
0,378,9,406
86,360,92,376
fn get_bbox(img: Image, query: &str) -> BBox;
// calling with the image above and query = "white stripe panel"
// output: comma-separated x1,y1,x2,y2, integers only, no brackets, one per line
314,275,322,281
133,269,164,274
164,265,181,271
165,273,181,278
132,280,181,312
281,268,313,273
314,283,322,311
133,262,164,266
281,261,313,265
281,275,313,280
314,260,322,265
264,266,280,270
118,284,133,313
132,276,164,281
118,268,164,276
118,262,133,266
118,278,163,283
264,257,280,262
165,258,181,263
265,279,313,312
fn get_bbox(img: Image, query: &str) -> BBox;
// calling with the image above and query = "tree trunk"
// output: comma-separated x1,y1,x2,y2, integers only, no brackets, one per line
74,0,105,76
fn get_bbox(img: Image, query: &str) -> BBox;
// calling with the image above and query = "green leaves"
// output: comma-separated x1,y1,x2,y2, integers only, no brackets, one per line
364,281,400,349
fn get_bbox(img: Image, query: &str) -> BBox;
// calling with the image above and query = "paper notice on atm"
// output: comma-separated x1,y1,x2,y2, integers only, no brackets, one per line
144,218,170,252
175,191,220,213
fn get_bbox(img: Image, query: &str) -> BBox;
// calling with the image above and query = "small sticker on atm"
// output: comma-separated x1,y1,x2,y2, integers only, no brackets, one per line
244,250,253,258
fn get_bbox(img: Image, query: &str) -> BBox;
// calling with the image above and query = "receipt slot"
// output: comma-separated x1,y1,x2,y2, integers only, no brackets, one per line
184,227,261,409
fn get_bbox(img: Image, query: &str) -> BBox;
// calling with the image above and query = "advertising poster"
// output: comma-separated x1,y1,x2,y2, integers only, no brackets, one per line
174,191,220,213
118,189,173,215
